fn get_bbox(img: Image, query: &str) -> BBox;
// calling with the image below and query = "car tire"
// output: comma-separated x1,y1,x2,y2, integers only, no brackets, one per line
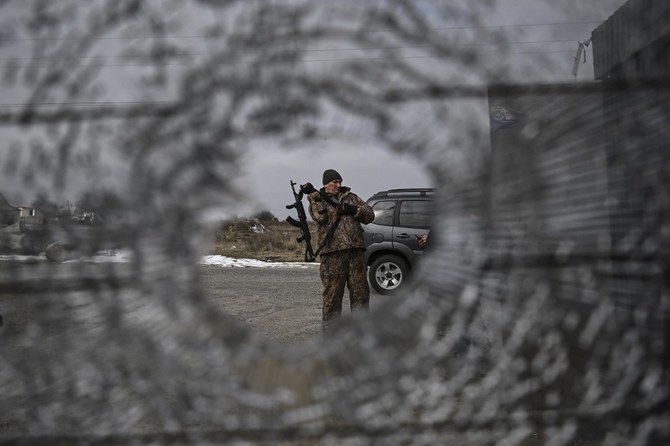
368,255,409,295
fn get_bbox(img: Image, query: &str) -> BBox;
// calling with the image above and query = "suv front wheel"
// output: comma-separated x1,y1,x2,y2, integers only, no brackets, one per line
368,255,409,295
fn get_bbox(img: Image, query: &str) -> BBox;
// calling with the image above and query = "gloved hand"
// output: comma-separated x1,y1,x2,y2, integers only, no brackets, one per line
337,202,357,215
300,182,316,194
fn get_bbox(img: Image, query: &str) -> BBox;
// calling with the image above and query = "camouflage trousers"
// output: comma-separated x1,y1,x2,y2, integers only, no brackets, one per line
319,248,369,334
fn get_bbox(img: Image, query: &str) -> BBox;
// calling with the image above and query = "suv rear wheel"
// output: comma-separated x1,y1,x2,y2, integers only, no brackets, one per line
368,255,409,295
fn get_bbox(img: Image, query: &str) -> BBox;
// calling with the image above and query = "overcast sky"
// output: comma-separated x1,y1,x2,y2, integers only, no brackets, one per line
229,0,623,220
0,0,627,221
231,139,434,220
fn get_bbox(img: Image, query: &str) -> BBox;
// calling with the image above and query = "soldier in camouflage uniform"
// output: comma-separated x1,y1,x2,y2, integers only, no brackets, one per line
304,169,375,334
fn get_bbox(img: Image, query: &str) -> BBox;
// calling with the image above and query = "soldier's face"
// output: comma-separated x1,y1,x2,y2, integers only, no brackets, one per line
324,179,341,194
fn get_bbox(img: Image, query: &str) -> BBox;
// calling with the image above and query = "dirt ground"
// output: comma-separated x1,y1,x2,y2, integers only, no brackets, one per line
199,264,324,343
199,265,385,344
0,261,381,344
0,262,621,444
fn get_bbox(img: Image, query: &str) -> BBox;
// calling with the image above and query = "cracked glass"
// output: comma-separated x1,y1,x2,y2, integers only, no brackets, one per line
1,0,668,444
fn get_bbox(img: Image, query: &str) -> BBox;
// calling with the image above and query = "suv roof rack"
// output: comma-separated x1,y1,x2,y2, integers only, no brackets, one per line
371,188,435,198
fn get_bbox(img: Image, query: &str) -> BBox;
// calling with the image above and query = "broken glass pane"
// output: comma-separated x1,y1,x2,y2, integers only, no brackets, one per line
1,0,668,444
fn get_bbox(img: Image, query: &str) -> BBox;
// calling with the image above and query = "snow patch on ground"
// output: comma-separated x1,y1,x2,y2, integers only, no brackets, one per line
201,255,318,268
1,251,318,268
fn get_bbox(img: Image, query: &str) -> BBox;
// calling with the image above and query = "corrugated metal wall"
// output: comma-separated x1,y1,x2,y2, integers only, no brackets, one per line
592,0,670,79
590,0,670,367
487,78,670,394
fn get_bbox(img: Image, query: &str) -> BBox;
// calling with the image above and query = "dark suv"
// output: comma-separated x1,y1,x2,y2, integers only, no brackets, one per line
364,188,434,294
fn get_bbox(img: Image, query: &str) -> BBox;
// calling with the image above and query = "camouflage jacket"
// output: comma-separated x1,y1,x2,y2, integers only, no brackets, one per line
307,186,375,256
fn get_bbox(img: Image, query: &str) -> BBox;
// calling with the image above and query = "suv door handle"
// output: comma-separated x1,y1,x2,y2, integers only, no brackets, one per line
396,233,410,239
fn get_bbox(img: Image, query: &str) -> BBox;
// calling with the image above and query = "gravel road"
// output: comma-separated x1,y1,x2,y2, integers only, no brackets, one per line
199,265,325,343
0,261,383,345
199,265,383,344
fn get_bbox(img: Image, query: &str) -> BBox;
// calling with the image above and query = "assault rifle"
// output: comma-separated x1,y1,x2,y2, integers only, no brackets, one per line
286,181,316,262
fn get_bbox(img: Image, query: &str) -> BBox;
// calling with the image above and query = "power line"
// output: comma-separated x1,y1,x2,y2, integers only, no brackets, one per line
430,21,601,31
2,78,668,118
0,46,588,70
0,50,580,70
0,39,580,63
0,101,175,109
0,20,603,43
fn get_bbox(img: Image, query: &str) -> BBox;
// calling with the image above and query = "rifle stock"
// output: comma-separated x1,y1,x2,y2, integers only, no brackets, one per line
285,181,316,262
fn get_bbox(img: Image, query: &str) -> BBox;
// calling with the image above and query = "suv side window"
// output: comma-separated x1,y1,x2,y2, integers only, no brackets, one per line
371,200,396,226
398,200,432,228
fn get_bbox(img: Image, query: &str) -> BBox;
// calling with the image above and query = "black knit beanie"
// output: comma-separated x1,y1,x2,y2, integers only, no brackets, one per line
322,169,342,185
